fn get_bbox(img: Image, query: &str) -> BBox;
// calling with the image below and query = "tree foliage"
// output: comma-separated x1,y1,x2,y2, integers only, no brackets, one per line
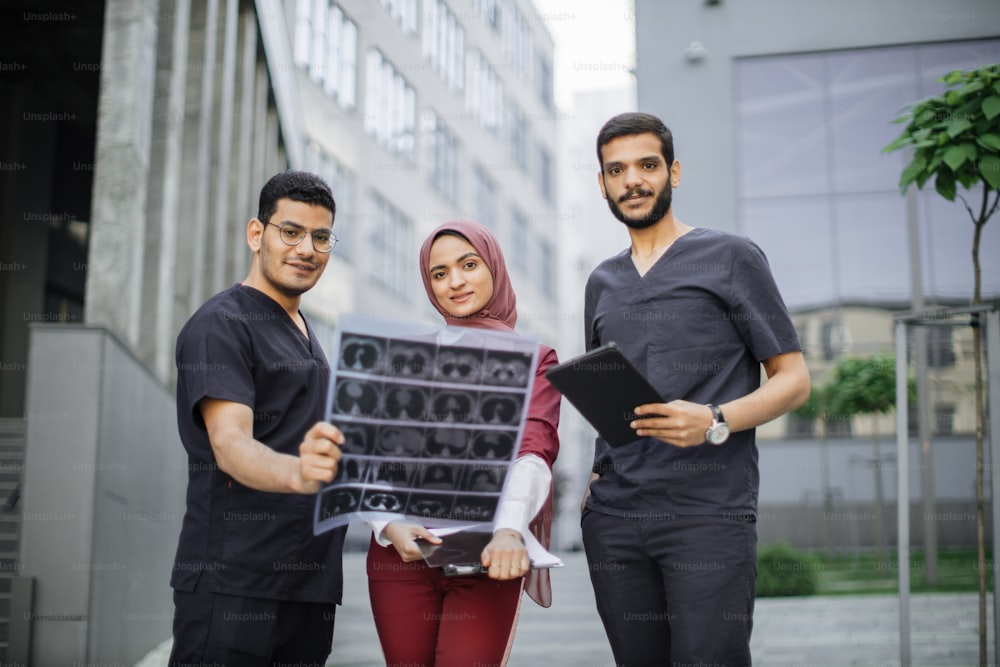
884,64,1000,201
797,354,916,426
885,64,999,663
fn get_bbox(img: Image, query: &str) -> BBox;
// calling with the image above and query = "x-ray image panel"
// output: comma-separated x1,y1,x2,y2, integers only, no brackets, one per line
383,340,437,380
382,383,430,420
374,425,425,458
482,350,533,387
478,393,523,426
435,347,485,384
361,489,408,513
424,428,471,459
340,336,386,372
430,389,477,423
405,493,455,520
417,462,460,491
335,458,370,484
315,313,539,534
340,424,376,455
318,487,362,522
451,497,496,523
370,460,418,486
470,431,516,460
462,465,506,493
334,378,381,418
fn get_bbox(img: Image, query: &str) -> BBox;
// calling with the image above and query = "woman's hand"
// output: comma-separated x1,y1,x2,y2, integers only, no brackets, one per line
381,521,442,562
481,529,530,580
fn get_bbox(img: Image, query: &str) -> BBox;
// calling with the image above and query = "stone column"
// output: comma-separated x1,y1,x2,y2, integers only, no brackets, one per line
173,0,217,337
84,0,160,349
210,0,239,296
143,0,190,382
231,9,259,282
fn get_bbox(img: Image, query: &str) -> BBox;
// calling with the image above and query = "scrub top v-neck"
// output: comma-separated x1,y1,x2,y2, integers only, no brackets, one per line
583,228,801,518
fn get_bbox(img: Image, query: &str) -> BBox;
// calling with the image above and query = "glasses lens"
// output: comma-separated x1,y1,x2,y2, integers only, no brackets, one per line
312,232,333,252
279,225,305,245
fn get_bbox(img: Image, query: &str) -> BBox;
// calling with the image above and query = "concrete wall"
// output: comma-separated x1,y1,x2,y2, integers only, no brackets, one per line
758,436,984,550
18,326,185,665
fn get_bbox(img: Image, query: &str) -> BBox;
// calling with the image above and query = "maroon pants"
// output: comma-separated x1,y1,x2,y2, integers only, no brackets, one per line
366,536,523,667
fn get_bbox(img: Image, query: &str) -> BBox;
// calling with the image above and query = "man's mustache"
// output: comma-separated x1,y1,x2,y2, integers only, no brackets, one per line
619,188,654,203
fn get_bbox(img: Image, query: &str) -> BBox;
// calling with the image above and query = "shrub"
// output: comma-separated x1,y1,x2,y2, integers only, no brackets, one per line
757,542,821,597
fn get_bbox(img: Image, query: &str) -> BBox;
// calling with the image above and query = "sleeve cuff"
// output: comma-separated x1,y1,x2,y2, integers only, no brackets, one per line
493,455,551,536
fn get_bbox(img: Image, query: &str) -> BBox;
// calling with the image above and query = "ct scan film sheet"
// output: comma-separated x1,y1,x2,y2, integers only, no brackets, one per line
313,313,539,534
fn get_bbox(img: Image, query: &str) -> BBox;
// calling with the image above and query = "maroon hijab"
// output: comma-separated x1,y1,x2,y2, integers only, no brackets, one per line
418,220,517,331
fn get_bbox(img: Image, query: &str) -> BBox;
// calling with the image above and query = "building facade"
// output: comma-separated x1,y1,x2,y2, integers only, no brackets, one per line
0,0,564,662
633,0,1000,551
287,0,561,349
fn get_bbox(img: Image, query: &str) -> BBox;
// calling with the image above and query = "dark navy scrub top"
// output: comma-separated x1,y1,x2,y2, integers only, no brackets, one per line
583,228,801,519
171,284,345,603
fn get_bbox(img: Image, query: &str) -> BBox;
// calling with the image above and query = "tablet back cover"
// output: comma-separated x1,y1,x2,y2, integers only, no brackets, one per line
544,343,662,447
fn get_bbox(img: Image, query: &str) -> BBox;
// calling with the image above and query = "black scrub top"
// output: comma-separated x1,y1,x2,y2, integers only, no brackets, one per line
171,284,345,603
583,228,801,519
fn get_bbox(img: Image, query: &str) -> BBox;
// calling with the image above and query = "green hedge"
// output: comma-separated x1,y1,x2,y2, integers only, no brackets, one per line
757,542,821,597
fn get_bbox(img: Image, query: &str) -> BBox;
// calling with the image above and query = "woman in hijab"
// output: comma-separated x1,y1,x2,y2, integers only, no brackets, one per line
366,220,561,667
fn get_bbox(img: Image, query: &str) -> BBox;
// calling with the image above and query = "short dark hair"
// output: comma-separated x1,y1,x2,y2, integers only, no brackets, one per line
596,112,674,170
257,170,336,224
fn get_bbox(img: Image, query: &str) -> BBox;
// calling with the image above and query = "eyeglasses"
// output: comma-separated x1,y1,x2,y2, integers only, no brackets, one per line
265,222,337,252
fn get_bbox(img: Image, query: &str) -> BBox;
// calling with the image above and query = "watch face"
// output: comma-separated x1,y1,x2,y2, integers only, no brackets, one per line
708,423,730,445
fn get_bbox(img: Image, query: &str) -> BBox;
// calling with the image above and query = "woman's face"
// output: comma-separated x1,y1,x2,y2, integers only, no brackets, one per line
427,234,495,318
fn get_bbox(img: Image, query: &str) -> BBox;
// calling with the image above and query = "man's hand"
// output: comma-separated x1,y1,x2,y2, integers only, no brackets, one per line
482,529,529,580
581,472,598,512
631,400,713,447
382,521,442,562
297,421,345,493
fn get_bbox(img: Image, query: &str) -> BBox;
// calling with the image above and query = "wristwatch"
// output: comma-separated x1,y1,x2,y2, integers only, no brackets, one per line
705,404,730,445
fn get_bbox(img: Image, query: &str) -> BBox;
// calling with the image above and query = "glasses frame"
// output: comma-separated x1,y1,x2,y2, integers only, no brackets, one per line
265,221,337,253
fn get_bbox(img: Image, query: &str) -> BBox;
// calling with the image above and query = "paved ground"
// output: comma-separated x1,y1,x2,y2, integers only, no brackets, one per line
137,550,993,667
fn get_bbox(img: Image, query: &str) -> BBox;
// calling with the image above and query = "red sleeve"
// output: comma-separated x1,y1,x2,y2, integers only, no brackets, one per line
517,344,560,468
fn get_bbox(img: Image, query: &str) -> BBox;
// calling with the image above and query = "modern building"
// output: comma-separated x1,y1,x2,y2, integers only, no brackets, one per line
0,0,562,663
633,0,1000,549
288,0,560,344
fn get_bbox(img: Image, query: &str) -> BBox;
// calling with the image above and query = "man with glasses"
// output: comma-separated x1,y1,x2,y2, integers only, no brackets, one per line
169,171,346,666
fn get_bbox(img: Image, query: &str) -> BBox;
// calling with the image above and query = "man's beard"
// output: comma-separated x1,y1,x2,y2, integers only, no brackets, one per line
607,184,672,230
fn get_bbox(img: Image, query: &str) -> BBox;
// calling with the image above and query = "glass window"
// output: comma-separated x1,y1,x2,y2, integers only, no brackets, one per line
502,0,533,83
471,0,499,30
473,165,497,229
536,144,552,202
508,103,528,172
734,39,1000,311
368,191,414,299
421,109,461,203
508,207,527,272
538,237,555,299
380,0,419,35
294,1,357,109
536,52,554,109
365,50,416,157
465,50,503,132
422,0,465,92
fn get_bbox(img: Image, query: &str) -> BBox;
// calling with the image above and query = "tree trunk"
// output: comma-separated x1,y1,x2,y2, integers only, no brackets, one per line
971,188,986,667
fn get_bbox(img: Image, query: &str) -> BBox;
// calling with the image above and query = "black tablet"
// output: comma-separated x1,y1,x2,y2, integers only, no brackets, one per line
545,342,663,447
417,530,492,576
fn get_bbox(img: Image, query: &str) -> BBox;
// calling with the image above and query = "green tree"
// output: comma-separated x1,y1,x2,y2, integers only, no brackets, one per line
824,354,914,566
884,63,1000,663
